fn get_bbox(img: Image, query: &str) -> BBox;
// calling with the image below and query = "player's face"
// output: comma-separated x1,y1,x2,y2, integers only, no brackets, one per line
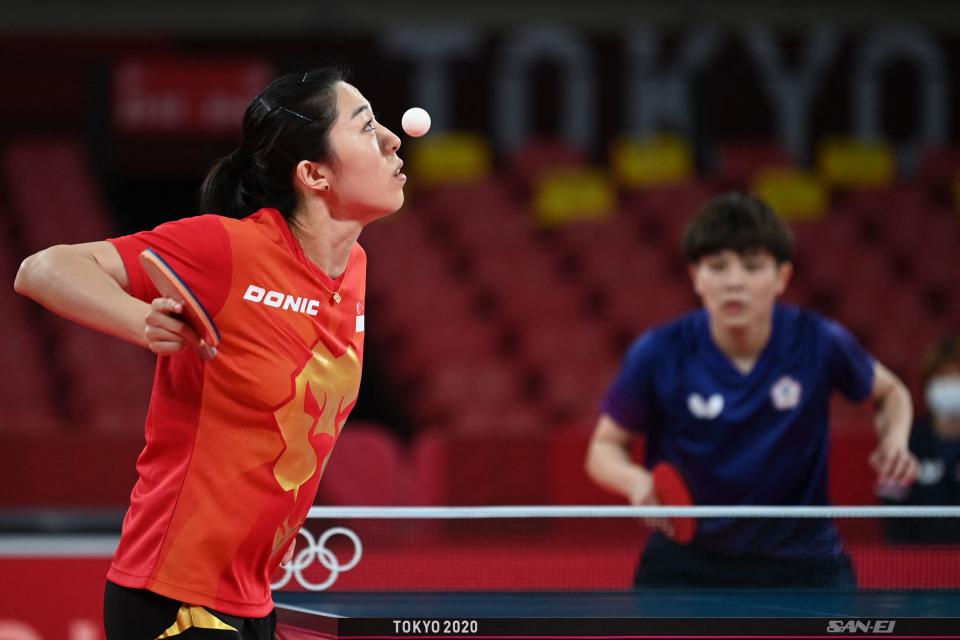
690,250,791,330
324,82,405,222
930,363,960,436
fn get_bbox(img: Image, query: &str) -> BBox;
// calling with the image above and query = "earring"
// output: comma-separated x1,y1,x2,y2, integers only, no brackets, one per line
322,185,330,191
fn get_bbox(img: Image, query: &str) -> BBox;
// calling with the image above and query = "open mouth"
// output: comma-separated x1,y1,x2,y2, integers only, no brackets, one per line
393,160,405,178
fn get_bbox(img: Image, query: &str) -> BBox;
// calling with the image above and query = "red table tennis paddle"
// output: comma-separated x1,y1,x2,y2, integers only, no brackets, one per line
651,462,697,544
139,248,220,360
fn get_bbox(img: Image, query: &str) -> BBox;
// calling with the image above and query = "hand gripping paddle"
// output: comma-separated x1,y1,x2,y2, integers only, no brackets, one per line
139,248,220,360
651,462,697,544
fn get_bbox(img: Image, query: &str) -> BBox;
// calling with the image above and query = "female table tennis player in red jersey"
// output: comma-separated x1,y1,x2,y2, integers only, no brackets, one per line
14,67,405,639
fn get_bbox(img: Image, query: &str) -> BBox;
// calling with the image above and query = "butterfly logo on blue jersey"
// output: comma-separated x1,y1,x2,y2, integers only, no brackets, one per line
687,392,724,419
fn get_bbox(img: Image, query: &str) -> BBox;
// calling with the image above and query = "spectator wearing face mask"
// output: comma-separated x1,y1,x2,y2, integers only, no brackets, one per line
879,334,960,544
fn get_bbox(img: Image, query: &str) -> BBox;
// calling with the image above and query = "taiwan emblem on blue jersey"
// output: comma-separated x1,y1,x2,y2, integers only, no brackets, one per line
770,375,802,410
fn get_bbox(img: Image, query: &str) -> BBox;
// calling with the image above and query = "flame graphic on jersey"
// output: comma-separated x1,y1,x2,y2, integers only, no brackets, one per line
272,341,360,501
272,517,298,558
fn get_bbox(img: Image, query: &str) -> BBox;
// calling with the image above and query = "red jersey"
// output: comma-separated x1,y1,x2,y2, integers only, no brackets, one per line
106,208,366,616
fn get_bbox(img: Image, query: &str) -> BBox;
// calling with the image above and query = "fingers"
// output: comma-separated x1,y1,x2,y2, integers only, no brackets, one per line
145,297,201,355
869,448,894,481
871,446,919,486
886,450,919,485
151,297,182,315
629,475,675,537
642,516,675,538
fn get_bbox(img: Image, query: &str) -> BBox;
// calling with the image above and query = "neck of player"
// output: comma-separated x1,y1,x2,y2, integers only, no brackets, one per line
709,312,773,374
289,202,363,279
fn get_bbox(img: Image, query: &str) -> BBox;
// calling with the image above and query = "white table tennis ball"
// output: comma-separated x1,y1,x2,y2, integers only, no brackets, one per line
401,107,431,137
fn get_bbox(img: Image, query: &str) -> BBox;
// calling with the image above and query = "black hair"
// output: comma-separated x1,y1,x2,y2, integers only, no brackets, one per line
682,192,794,264
921,334,960,387
199,66,349,219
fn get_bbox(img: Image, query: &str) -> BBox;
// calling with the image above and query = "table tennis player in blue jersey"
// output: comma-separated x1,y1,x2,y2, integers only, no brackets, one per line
585,193,920,588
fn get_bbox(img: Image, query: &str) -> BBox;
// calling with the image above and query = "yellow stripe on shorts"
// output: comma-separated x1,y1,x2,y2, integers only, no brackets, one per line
155,604,237,638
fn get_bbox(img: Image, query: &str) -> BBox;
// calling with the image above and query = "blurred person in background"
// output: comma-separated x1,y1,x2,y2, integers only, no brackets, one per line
14,66,405,639
585,193,919,589
881,334,960,543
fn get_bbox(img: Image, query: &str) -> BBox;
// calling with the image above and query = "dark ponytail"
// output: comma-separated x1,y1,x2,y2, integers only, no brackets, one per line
198,150,246,217
199,66,348,219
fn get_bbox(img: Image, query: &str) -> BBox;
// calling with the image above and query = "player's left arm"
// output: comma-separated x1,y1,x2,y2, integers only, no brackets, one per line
868,361,919,486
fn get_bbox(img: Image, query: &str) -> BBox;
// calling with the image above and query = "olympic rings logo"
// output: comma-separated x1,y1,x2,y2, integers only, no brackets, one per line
271,526,363,591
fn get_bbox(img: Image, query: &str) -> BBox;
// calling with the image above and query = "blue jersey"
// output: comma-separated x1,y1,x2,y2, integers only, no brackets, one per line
601,304,875,559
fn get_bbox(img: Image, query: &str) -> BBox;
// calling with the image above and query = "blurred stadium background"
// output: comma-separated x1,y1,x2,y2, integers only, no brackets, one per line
1,0,959,636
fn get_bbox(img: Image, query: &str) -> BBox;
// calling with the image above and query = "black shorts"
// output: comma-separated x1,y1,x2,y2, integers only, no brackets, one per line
103,581,277,640
634,533,857,589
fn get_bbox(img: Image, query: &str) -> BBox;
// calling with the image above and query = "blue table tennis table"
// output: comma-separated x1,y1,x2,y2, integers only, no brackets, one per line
274,589,960,638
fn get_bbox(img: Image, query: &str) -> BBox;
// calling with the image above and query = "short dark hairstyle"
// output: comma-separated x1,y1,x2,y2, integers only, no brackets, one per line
199,65,349,220
682,192,794,264
921,334,960,388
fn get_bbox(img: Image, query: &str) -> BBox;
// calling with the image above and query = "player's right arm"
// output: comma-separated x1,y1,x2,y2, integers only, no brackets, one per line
14,241,197,355
586,415,675,536
585,414,657,506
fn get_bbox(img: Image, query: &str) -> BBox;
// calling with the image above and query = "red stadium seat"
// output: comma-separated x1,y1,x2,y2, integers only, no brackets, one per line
778,278,813,308
410,426,557,508
411,357,528,427
536,358,619,422
907,241,957,292
409,429,448,506
420,179,521,220
604,281,698,335
621,183,714,247
551,213,643,259
42,318,154,433
0,347,61,434
575,246,675,294
427,183,529,236
444,402,549,437
548,423,630,505
365,222,461,278
468,244,558,287
0,299,62,434
883,211,959,290
714,141,793,188
372,285,480,348
514,319,615,373
386,319,504,385
795,219,895,297
3,137,113,252
508,139,587,192
317,423,409,506
918,147,960,186
836,184,929,216
492,283,589,328
833,282,911,342
454,223,544,265
829,426,879,507
944,295,960,328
